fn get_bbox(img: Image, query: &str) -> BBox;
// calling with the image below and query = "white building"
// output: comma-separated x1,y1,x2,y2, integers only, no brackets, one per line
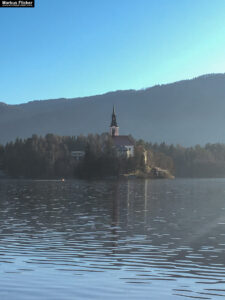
71,150,85,160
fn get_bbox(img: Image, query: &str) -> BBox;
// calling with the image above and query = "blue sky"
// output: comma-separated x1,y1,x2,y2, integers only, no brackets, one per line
1,0,225,104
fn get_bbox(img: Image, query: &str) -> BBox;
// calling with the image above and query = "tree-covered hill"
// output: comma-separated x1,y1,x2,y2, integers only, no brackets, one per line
2,73,225,145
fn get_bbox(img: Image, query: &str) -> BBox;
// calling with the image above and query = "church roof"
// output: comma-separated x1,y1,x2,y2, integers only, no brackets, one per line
112,136,134,146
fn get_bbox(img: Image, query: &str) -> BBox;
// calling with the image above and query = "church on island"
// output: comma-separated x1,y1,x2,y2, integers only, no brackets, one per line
71,106,135,160
110,106,134,158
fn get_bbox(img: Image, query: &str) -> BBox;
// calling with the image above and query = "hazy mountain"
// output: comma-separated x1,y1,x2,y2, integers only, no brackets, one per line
1,73,225,146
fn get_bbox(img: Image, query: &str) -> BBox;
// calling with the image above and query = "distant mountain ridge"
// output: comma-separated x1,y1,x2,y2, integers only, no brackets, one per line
1,73,225,145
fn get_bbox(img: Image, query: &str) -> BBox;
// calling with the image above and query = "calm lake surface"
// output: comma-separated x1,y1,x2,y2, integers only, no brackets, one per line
1,179,225,299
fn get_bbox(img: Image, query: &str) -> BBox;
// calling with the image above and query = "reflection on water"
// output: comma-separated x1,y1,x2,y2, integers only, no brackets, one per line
1,179,225,299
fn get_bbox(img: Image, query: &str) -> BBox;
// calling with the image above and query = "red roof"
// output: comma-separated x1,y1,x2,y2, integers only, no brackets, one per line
112,136,134,146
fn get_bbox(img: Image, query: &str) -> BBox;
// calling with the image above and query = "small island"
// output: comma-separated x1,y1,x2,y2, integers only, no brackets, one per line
0,107,174,180
1,106,225,180
0,132,174,180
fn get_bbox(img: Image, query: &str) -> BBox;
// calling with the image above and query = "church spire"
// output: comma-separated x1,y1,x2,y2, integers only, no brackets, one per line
110,105,119,136
111,105,118,127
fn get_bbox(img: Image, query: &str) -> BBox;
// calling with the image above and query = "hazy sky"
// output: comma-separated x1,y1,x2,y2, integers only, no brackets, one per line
1,0,225,104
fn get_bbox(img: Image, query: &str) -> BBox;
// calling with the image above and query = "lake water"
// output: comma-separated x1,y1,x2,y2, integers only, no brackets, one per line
1,179,225,299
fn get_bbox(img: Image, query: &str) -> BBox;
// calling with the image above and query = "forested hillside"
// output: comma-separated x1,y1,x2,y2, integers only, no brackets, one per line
1,73,225,145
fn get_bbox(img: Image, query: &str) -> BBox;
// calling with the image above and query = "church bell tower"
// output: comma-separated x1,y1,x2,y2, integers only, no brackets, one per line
110,105,119,136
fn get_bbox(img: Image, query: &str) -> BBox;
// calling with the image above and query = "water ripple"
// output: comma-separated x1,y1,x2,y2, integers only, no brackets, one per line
0,179,225,299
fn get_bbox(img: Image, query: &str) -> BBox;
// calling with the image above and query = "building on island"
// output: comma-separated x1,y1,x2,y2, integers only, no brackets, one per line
71,105,136,160
110,106,134,158
71,150,85,160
